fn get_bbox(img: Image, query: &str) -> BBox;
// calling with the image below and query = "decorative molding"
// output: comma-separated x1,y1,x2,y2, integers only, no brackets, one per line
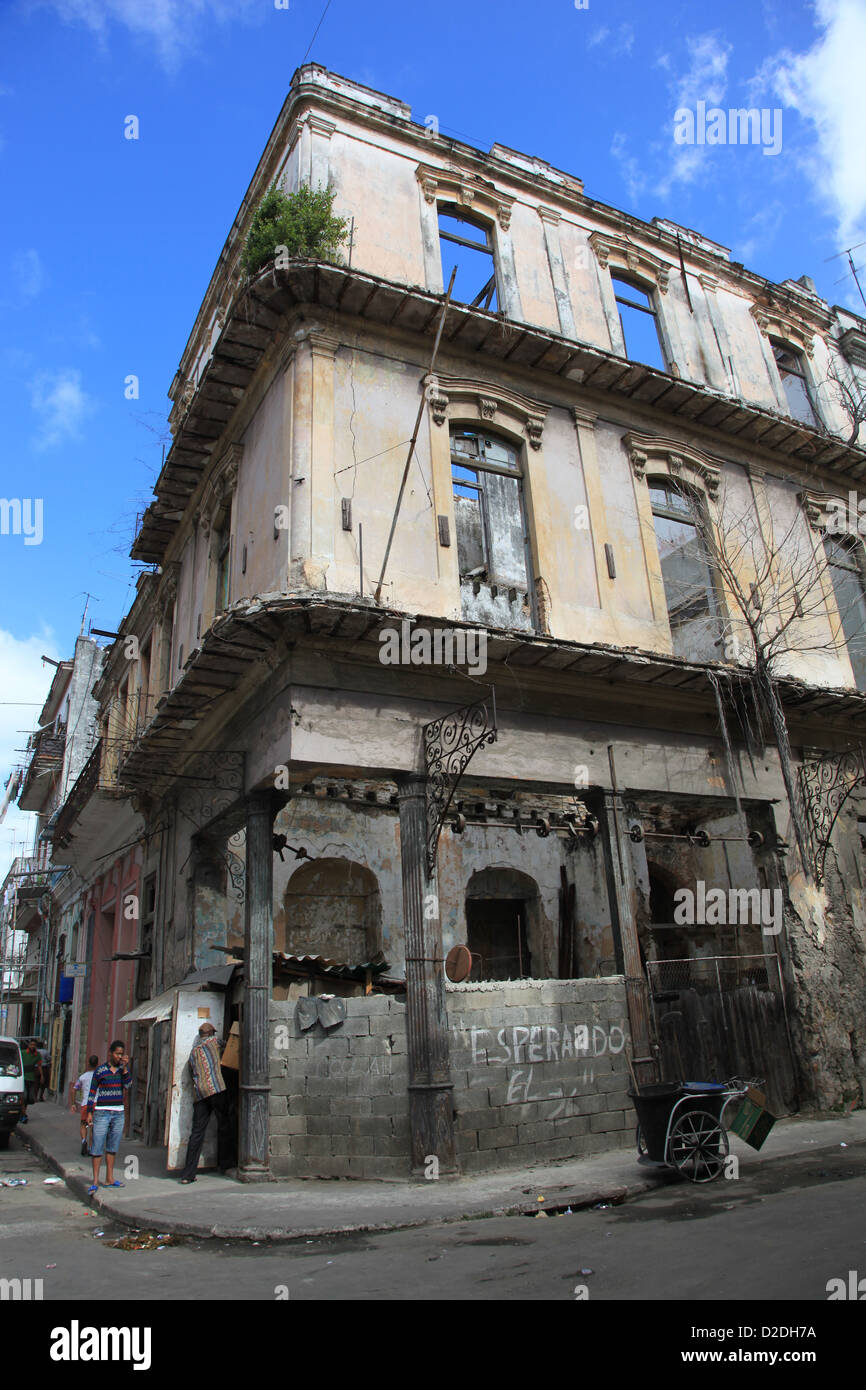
415,163,514,228
537,206,560,226
750,303,816,358
155,561,181,619
798,487,830,531
424,372,548,449
572,405,599,428
623,431,721,499
839,326,866,371
589,231,671,294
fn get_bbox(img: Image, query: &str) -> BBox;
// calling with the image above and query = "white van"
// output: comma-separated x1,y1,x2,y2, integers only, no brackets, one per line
0,1036,25,1148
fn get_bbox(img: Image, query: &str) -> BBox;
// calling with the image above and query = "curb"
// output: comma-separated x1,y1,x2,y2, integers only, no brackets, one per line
18,1120,866,1243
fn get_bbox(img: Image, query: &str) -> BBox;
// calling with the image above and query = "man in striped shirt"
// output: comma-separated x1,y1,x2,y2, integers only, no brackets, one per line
179,1023,232,1183
86,1040,132,1191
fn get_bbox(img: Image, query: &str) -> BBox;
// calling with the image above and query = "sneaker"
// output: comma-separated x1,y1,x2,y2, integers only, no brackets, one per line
179,1177,195,1184
81,1140,89,1156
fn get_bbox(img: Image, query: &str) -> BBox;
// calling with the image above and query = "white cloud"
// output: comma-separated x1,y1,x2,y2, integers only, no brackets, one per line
750,0,866,253
41,0,263,70
587,23,635,58
12,249,45,301
30,367,94,451
0,629,59,884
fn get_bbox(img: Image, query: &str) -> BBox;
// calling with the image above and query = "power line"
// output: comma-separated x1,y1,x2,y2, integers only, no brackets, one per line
300,0,334,65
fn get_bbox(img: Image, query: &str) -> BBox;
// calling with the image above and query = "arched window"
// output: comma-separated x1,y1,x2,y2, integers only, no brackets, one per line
824,534,866,689
649,480,720,662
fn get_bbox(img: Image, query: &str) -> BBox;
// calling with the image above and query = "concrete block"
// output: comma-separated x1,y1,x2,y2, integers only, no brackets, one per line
290,1135,332,1155
339,1096,373,1117
370,1093,404,1116
590,1110,627,1133
517,1121,557,1146
270,1078,294,1097
551,1115,591,1139
332,1135,375,1156
350,1036,395,1058
454,1107,499,1133
368,1015,403,1038
310,1115,352,1136
305,1075,348,1097
269,1113,308,1136
307,1036,351,1057
477,1125,518,1150
532,1137,580,1163
299,1097,330,1116
330,1017,371,1037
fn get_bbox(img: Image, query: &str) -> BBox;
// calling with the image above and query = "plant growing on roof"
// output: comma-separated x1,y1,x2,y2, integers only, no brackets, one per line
241,183,350,275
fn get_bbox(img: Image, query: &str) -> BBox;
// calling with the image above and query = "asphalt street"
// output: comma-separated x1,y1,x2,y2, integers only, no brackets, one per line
2,1130,865,1303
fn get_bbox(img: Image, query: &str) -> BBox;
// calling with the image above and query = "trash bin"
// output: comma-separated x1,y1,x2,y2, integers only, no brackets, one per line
631,1082,729,1162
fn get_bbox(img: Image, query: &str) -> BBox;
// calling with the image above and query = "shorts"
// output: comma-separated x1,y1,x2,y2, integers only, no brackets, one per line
89,1109,124,1156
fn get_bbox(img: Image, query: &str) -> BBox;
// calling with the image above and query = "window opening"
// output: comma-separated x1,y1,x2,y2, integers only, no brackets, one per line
825,534,866,689
650,480,720,662
466,898,533,981
771,341,819,427
215,503,232,615
438,205,497,310
611,275,666,370
450,430,534,630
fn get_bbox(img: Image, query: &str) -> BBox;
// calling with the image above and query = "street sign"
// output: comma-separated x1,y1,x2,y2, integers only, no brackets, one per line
66,963,88,978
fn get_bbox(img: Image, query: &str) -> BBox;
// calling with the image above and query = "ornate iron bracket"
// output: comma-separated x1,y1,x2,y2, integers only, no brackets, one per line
424,691,498,875
224,829,246,904
799,746,866,885
176,750,246,835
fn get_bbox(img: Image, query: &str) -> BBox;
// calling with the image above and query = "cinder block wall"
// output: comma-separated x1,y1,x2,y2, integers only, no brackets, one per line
269,996,410,1178
269,978,633,1178
446,978,633,1173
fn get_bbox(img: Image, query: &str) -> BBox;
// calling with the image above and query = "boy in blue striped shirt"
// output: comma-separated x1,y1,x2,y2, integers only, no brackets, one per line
86,1040,132,1191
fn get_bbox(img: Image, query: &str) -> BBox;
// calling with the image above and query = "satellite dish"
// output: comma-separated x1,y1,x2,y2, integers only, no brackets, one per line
445,944,473,983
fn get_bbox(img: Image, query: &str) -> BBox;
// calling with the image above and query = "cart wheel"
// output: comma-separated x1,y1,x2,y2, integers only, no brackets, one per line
636,1125,647,1157
668,1110,729,1182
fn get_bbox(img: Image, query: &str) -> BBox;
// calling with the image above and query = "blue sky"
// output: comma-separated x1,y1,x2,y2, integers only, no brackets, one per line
1,0,865,872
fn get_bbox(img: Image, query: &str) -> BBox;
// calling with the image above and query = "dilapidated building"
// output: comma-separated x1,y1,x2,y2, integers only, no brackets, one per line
52,66,866,1179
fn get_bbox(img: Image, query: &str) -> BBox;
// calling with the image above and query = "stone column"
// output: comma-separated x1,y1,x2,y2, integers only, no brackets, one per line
239,792,274,1181
398,775,456,1176
599,757,655,1086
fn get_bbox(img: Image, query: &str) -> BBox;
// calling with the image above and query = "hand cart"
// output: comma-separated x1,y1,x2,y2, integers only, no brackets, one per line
629,1079,753,1183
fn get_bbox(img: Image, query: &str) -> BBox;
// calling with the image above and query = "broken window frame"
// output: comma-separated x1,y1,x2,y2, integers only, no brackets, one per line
438,203,499,311
612,274,668,371
770,339,820,428
649,478,723,660
824,533,866,690
450,428,537,628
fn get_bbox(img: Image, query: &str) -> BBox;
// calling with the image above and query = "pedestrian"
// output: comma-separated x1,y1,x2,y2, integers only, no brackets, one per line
20,1042,39,1122
179,1022,233,1183
74,1054,100,1155
36,1039,50,1100
86,1040,132,1192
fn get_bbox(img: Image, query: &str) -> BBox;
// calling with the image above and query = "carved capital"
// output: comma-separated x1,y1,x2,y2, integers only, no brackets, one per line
589,231,671,293
478,396,498,421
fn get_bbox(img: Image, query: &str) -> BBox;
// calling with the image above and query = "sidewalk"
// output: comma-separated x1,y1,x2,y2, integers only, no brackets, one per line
15,1101,866,1242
